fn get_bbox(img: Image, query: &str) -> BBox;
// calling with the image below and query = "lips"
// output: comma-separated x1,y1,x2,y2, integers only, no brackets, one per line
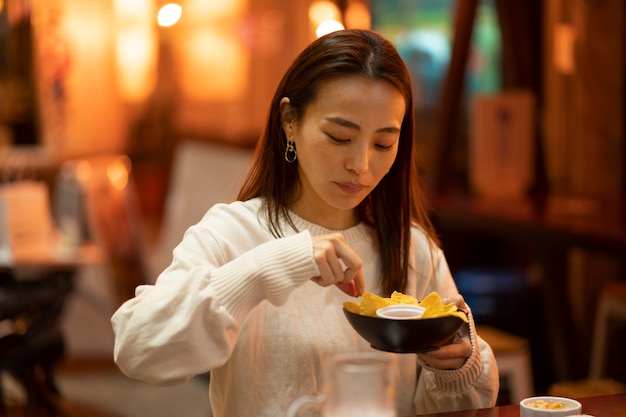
336,182,366,195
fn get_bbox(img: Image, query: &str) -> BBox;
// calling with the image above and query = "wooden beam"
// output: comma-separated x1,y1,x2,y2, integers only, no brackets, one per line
429,0,479,193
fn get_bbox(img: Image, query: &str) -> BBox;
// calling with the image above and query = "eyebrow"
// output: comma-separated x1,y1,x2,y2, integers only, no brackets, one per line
325,117,401,134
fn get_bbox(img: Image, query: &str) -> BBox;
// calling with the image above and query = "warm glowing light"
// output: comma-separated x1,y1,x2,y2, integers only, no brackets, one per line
114,0,157,103
75,161,93,183
114,0,152,22
106,158,130,191
185,0,244,21
179,28,248,100
171,0,248,100
316,19,344,37
116,28,158,102
345,2,370,29
309,1,340,26
158,3,182,27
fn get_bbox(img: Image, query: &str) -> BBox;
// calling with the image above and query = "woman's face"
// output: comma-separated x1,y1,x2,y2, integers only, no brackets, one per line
283,76,406,230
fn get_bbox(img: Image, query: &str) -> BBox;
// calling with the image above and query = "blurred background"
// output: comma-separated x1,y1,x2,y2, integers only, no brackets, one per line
0,0,624,415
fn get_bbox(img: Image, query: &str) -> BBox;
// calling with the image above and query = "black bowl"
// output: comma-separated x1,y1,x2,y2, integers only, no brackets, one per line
343,308,465,353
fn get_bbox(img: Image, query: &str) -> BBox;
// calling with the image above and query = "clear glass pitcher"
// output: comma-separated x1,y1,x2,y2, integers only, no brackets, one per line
286,351,397,417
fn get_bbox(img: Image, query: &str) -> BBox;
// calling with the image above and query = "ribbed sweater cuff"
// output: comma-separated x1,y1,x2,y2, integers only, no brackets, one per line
210,231,318,322
417,305,483,393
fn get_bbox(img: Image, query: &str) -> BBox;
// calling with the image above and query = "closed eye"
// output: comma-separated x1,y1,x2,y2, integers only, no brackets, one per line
327,134,350,144
375,143,395,150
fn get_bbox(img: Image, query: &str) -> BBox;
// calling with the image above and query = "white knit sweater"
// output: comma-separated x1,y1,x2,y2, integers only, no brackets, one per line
112,197,498,417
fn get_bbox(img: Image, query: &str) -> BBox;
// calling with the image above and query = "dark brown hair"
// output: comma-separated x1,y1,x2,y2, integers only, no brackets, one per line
238,29,438,295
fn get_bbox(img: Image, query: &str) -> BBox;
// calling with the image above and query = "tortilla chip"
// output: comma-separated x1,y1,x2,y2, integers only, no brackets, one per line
390,291,419,305
343,301,360,314
358,291,394,317
418,292,468,322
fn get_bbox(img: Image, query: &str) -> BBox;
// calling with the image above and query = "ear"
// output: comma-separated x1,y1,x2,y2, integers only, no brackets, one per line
280,97,296,136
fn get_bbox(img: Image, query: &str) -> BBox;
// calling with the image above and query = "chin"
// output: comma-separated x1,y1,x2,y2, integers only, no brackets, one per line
332,197,366,211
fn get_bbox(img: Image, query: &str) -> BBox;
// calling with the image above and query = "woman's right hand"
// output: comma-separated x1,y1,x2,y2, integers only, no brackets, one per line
311,233,365,297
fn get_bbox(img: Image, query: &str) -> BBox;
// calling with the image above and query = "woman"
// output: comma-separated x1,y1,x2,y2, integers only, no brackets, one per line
112,29,499,417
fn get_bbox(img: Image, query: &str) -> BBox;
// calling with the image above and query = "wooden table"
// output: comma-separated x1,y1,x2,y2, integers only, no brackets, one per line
0,244,103,415
405,393,626,417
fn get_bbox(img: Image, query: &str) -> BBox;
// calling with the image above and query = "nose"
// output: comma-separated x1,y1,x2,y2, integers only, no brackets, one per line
346,144,370,174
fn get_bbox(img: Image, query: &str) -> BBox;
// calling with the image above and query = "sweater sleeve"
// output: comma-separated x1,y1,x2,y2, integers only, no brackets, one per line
414,306,500,412
409,232,500,412
111,224,319,386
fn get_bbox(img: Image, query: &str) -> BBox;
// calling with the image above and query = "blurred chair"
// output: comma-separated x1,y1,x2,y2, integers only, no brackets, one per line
147,140,252,282
477,325,534,404
0,268,73,416
548,281,626,397
589,281,626,379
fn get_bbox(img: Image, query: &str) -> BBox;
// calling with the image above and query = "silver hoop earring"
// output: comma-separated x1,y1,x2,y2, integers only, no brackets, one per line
284,140,297,163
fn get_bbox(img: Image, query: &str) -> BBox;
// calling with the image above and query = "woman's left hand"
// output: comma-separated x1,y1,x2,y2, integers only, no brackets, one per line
416,294,471,370
416,334,471,370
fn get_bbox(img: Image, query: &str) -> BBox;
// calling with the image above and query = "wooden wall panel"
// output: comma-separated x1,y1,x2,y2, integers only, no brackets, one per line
543,0,625,198
573,0,625,197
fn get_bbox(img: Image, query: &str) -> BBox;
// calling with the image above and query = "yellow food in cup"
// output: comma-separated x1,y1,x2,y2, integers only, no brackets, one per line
526,400,573,410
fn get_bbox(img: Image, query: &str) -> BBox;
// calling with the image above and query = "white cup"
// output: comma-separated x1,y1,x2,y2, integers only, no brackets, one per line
520,396,582,417
376,305,425,320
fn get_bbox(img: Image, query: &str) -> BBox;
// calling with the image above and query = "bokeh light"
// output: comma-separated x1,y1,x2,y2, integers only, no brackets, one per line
158,3,183,27
308,1,341,26
316,19,344,37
